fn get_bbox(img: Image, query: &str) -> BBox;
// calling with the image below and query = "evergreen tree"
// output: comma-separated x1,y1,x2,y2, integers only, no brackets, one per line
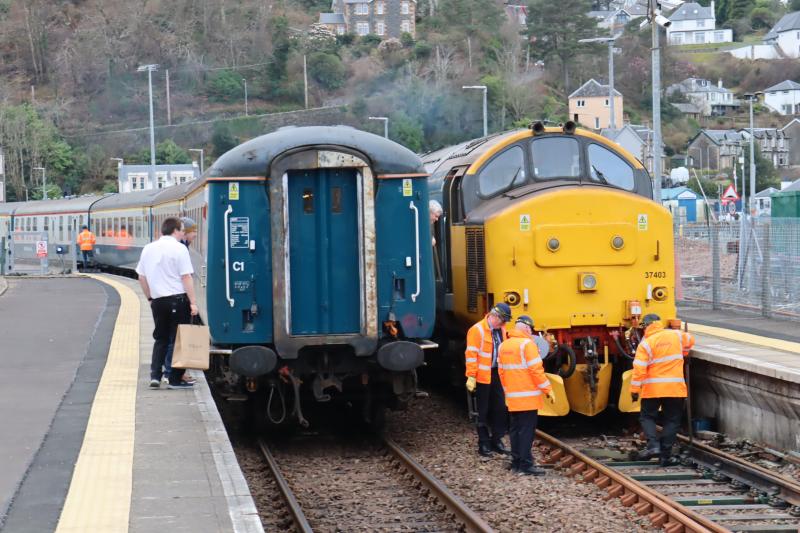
741,145,780,198
716,0,730,24
728,0,755,20
526,0,599,92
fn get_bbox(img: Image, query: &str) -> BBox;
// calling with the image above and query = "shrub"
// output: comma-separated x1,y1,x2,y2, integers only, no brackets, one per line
206,70,244,102
308,52,347,90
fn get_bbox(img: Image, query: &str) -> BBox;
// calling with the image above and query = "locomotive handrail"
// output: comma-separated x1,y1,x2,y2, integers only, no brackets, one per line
410,201,420,302
223,205,234,308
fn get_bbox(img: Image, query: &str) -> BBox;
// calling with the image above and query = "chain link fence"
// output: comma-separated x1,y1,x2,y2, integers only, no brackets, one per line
676,218,800,319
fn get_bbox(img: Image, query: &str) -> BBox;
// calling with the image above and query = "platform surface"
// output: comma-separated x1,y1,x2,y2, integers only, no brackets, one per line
0,275,262,533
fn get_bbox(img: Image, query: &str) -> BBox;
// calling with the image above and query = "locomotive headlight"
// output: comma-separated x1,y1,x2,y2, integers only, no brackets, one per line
579,273,598,292
611,236,624,250
547,237,560,252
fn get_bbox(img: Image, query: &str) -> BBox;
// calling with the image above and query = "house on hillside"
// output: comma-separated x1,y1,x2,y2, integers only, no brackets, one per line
666,78,740,116
781,118,800,165
738,128,790,169
686,129,746,171
600,124,666,175
730,11,800,59
318,0,416,38
568,79,624,130
666,2,732,45
670,102,703,120
116,163,200,194
763,80,800,115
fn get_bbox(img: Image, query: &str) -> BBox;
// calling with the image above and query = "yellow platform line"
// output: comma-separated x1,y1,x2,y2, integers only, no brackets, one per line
686,321,800,355
56,275,139,533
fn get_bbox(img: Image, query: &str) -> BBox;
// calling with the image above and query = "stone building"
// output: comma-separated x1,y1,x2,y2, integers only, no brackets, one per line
319,0,416,38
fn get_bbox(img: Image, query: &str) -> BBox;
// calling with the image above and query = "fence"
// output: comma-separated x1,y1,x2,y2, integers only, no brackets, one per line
676,218,800,319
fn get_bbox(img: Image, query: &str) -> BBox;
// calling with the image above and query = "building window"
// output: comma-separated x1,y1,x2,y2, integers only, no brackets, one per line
376,21,385,35
576,99,586,108
401,1,410,14
357,22,369,35
376,1,384,14
595,117,600,129
694,31,705,44
355,3,368,15
401,20,410,33
697,19,705,28
715,31,724,42
157,175,165,188
129,177,137,190
604,98,609,107
337,25,345,35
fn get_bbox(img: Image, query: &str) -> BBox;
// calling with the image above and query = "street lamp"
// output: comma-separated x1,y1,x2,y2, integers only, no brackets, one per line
462,85,488,137
368,116,389,139
189,148,204,175
33,166,46,200
242,78,248,116
578,36,620,130
137,64,159,190
743,92,764,216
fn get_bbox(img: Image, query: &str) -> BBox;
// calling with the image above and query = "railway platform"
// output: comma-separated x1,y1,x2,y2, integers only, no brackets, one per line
0,275,262,533
678,306,800,451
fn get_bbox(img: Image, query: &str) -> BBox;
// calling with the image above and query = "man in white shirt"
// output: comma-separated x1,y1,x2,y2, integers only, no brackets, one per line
136,217,199,389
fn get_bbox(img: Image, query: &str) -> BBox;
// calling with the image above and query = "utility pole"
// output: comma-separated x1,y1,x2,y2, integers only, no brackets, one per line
166,69,172,125
303,55,309,109
137,64,159,190
243,78,249,116
744,92,763,215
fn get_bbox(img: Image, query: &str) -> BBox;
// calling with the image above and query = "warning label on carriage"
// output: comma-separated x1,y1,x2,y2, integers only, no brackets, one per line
228,182,240,201
229,217,249,248
402,179,413,196
519,214,531,231
637,214,648,231
36,241,48,257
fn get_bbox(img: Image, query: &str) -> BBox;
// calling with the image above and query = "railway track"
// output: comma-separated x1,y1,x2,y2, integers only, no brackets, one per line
256,436,493,532
536,430,800,533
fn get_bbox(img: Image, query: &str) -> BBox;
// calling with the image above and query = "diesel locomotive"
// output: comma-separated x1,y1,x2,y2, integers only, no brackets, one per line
2,126,436,426
423,122,677,417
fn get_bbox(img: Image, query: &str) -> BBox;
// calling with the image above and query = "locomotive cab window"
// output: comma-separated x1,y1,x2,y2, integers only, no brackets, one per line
478,145,525,197
530,137,581,180
587,143,635,190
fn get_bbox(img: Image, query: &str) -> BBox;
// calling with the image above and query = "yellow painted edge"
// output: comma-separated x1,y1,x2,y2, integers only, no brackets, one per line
56,274,139,533
686,321,800,355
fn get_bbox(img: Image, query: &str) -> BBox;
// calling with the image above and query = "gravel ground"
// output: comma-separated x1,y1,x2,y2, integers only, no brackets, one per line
386,394,658,533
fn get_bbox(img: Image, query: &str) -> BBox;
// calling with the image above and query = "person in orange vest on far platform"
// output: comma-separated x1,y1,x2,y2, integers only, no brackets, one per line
77,225,96,270
631,313,695,467
465,302,512,457
497,315,555,475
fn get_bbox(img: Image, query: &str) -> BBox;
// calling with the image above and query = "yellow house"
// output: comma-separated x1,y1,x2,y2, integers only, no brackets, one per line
568,78,623,130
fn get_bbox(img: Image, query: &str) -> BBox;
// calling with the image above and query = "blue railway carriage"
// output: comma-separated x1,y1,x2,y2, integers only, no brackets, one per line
204,126,436,425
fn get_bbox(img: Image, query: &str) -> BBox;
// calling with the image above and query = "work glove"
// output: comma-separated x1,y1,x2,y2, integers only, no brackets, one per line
466,376,477,393
631,392,639,402
546,390,556,404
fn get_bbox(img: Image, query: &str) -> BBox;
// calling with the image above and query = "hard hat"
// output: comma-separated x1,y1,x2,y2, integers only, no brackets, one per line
641,313,661,328
180,216,197,233
516,315,535,330
491,302,512,322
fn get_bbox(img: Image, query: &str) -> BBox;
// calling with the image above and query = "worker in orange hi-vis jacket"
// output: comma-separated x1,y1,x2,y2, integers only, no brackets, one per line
497,315,555,476
630,313,695,467
76,225,96,270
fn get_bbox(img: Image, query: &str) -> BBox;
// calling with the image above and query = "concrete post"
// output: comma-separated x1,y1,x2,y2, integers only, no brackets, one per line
761,220,772,318
711,222,721,310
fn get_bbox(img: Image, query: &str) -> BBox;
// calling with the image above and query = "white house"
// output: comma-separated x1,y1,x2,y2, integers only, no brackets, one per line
763,80,800,115
765,11,800,59
116,163,200,194
666,1,732,45
666,77,740,116
600,123,666,175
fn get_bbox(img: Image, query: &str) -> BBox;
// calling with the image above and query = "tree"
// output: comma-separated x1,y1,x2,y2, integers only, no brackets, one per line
308,52,347,90
728,0,755,20
212,123,238,158
526,0,599,92
792,0,800,11
131,139,191,164
206,70,244,102
741,145,780,199
390,112,424,153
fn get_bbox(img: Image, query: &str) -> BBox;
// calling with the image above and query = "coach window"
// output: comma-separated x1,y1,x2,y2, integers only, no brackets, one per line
478,145,525,197
587,143,635,190
530,137,581,180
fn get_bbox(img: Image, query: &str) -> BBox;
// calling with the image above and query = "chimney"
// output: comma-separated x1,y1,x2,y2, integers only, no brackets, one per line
718,79,723,88
710,0,715,18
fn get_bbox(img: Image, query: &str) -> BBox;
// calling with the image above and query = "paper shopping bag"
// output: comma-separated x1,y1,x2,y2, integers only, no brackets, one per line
171,324,210,370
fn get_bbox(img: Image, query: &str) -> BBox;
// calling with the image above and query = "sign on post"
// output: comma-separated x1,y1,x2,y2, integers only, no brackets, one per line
36,240,48,258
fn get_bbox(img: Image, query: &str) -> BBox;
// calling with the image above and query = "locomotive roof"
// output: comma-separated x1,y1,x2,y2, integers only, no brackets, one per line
208,125,425,177
92,188,163,211
10,195,105,215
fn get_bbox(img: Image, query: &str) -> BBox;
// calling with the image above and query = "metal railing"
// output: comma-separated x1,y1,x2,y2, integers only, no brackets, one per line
676,218,800,319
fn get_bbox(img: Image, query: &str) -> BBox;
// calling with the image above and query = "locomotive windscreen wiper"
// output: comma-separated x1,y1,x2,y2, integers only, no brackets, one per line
591,165,608,184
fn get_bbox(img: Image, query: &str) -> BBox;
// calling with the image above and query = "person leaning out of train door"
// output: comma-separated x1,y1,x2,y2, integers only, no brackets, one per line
179,216,197,248
497,315,555,475
429,200,443,247
465,302,512,457
630,313,695,467
76,225,96,271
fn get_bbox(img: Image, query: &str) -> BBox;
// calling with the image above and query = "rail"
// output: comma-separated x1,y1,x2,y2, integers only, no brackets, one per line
257,439,313,533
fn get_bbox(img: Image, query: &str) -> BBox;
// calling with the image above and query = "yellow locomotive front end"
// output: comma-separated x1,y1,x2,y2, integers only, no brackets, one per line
429,124,676,416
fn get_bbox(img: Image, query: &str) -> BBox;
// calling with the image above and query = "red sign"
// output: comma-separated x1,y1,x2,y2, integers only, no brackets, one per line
36,241,48,258
721,184,739,202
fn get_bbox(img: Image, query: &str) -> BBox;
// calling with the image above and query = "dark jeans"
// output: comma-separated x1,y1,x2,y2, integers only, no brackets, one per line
509,410,538,469
640,397,685,459
475,368,508,447
150,294,190,384
81,250,92,267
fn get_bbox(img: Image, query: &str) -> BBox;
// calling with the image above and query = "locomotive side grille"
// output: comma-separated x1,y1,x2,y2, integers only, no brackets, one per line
466,226,486,313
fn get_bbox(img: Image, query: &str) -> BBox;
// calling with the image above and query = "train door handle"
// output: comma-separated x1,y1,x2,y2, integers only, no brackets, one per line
409,201,421,302
223,205,235,307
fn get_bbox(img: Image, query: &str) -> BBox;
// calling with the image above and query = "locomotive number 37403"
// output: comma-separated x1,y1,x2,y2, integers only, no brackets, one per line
644,271,667,279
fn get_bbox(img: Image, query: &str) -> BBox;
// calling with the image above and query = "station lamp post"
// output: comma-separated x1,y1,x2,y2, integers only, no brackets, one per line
189,148,205,175
578,36,619,130
242,78,249,116
32,166,46,200
368,116,389,139
743,92,764,216
137,64,159,190
462,85,488,137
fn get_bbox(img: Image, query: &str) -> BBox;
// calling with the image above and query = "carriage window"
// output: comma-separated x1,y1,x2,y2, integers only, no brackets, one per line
478,146,525,197
303,189,314,213
530,137,581,179
587,144,635,191
331,187,342,213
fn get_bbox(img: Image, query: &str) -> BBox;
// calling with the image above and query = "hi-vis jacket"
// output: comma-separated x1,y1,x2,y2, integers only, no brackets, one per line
77,229,96,251
465,317,507,384
497,329,552,411
631,322,695,399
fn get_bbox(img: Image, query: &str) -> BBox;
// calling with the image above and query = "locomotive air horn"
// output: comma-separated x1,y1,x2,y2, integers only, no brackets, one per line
562,121,577,135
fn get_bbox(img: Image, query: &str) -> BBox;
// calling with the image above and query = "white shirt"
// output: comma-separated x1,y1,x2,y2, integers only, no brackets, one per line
135,236,194,299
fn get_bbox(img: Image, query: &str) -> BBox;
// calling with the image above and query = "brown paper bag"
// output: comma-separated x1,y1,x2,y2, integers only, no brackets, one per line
171,324,210,370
